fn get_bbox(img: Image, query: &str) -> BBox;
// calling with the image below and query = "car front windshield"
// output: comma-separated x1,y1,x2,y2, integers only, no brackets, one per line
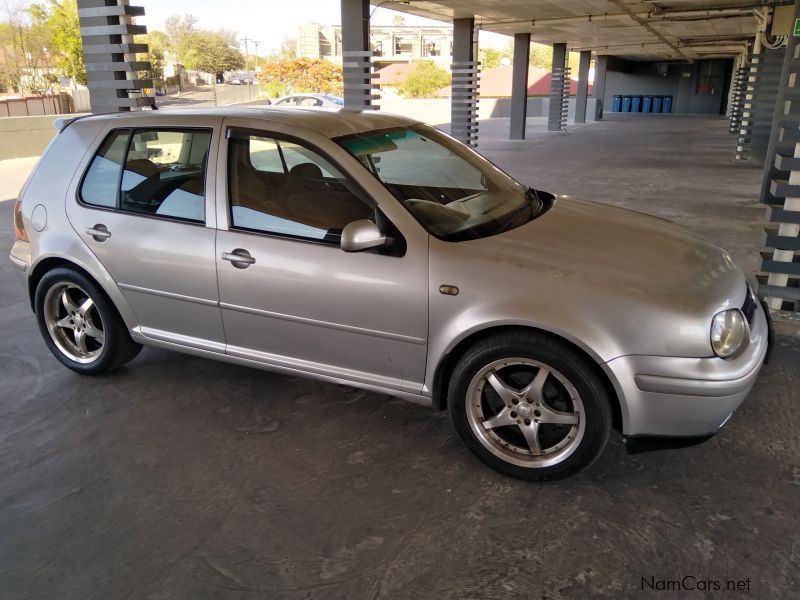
336,124,546,241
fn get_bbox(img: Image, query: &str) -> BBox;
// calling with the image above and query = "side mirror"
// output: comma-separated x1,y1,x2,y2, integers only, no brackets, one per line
340,219,386,252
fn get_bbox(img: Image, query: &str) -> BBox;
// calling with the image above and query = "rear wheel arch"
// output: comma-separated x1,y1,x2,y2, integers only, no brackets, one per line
28,258,125,327
29,257,76,311
431,325,623,432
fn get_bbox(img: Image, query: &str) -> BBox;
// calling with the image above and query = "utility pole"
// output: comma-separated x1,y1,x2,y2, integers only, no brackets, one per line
241,37,252,100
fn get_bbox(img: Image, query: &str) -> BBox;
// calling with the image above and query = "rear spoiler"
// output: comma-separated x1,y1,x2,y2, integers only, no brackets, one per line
53,114,92,133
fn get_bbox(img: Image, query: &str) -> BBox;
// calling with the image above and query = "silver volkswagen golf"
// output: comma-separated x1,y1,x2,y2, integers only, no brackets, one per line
10,108,770,480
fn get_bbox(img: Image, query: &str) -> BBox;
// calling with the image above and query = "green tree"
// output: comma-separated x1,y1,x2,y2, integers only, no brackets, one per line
529,43,553,69
142,31,168,88
182,31,245,104
478,47,509,69
398,60,450,99
46,0,85,85
164,14,198,64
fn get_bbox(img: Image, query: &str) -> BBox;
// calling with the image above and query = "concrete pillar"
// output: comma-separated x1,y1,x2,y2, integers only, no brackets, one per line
548,43,568,131
574,50,591,124
510,33,530,140
341,0,373,108
451,18,479,146
593,55,608,120
77,0,151,112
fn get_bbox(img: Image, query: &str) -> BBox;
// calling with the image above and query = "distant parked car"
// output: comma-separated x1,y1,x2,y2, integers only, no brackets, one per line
10,108,771,481
272,94,344,108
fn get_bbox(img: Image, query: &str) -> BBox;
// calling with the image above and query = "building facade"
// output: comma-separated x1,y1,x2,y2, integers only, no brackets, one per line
297,23,454,68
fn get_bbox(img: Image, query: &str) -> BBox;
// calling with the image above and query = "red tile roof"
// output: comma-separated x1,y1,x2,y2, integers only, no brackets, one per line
375,63,415,86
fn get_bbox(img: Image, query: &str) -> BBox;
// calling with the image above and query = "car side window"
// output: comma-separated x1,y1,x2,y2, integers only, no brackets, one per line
228,131,373,243
80,130,129,208
80,128,212,223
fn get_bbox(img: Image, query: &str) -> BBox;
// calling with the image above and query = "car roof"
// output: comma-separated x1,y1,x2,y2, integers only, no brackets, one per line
74,106,419,139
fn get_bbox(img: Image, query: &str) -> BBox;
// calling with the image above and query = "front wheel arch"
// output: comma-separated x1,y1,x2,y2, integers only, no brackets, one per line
431,325,623,431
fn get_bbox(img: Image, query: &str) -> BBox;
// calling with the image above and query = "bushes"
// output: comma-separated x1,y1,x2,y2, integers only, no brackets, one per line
398,60,451,99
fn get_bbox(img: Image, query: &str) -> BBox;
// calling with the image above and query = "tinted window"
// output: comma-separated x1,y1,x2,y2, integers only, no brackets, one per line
298,97,322,106
337,125,547,242
228,131,372,243
80,130,129,208
80,128,212,223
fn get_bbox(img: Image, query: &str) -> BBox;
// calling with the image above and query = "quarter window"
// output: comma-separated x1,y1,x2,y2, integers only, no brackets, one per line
80,130,128,208
80,128,212,223
228,131,373,243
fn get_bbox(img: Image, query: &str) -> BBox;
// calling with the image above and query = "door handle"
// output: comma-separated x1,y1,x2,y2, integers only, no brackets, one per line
85,224,111,242
222,249,256,269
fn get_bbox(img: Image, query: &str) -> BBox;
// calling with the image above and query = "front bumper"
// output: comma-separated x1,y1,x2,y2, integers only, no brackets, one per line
605,300,770,437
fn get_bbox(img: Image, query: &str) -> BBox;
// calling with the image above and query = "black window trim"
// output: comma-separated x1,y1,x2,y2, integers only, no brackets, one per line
225,126,406,254
76,126,214,228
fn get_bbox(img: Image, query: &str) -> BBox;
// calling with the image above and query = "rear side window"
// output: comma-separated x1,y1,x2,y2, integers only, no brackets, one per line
80,128,212,223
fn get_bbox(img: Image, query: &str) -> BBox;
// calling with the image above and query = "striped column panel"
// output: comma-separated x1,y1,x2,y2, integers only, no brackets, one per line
758,46,800,312
729,66,748,134
735,49,784,164
451,61,479,147
77,0,152,113
548,66,571,133
342,50,379,110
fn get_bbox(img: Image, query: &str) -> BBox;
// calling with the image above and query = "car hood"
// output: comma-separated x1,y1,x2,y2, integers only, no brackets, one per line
432,196,747,359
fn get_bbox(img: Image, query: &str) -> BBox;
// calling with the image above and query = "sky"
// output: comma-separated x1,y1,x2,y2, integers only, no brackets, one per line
136,0,508,54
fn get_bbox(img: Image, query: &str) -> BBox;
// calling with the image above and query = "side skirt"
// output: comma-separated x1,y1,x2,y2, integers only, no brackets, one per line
130,330,433,407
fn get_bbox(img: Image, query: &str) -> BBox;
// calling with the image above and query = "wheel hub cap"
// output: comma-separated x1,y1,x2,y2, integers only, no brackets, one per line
516,403,533,418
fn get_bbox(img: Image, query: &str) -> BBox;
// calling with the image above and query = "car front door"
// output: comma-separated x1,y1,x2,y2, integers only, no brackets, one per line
65,119,226,352
213,120,429,395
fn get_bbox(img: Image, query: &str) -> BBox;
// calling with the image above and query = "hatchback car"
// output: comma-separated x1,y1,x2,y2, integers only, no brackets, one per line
10,108,770,480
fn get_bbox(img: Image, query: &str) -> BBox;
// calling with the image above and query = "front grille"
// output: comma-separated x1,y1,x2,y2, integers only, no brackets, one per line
742,285,757,325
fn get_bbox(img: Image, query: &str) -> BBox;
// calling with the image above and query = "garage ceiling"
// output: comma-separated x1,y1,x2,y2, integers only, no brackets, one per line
380,1,793,60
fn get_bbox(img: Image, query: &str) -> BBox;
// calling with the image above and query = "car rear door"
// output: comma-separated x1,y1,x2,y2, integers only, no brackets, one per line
65,116,226,352
213,118,429,395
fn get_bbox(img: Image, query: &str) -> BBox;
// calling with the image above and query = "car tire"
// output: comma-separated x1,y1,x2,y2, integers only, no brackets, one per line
34,267,141,375
448,330,611,481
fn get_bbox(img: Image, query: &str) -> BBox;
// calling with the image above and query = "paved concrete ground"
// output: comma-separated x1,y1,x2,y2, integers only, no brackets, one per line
1,115,799,599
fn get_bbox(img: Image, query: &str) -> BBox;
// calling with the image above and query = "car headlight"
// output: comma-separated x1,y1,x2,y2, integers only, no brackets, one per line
710,309,748,358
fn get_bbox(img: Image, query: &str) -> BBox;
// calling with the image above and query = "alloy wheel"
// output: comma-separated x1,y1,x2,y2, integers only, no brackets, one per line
465,358,586,469
43,282,105,364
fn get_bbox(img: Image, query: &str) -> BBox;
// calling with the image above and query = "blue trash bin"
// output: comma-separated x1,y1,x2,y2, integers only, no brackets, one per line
653,96,663,113
621,95,632,112
662,96,673,113
631,95,643,112
643,95,653,113
612,95,622,112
